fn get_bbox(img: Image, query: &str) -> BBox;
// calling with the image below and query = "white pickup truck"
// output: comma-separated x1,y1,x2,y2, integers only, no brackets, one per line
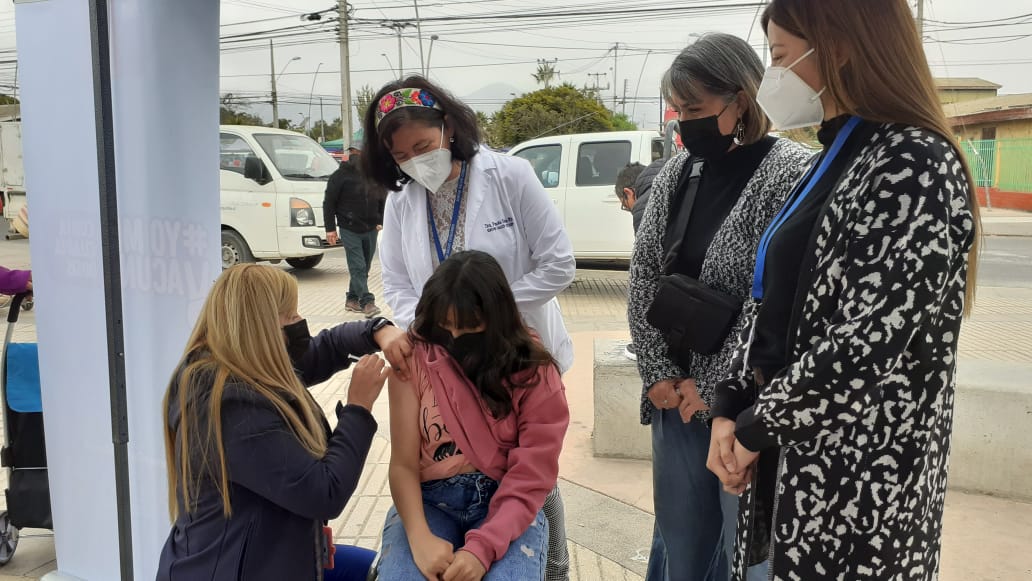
509,130,668,261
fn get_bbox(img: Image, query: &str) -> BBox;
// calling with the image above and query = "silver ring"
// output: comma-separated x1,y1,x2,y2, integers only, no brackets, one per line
663,398,668,405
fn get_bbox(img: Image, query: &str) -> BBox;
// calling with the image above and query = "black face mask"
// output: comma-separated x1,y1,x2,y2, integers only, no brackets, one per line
678,102,735,160
445,331,487,365
283,319,312,368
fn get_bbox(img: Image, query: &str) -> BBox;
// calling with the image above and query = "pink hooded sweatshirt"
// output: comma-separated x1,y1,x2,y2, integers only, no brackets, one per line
413,341,570,573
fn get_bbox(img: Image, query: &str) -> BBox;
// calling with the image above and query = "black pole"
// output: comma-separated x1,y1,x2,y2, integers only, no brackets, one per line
88,0,135,579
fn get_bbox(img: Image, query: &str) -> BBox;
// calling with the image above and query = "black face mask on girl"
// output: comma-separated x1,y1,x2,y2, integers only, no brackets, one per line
283,319,312,369
678,100,735,160
429,327,488,372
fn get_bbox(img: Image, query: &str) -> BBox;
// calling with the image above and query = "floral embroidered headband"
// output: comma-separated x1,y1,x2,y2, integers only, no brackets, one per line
375,88,443,128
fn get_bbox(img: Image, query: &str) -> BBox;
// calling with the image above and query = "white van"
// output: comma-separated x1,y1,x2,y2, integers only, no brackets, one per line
509,130,665,260
220,125,337,269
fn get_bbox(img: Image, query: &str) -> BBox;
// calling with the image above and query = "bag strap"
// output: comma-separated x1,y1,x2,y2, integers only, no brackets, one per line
661,158,705,275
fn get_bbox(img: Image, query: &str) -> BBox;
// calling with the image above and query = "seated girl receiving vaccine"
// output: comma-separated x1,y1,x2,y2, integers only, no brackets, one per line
378,250,570,581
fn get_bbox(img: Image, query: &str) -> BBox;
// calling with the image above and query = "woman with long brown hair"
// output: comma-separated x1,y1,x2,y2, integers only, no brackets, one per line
156,264,403,581
706,1,979,580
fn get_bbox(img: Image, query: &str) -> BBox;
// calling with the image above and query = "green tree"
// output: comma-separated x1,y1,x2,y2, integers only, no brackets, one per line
475,111,503,149
354,85,377,120
308,118,344,142
219,93,266,126
612,113,638,131
492,84,615,147
0,95,19,105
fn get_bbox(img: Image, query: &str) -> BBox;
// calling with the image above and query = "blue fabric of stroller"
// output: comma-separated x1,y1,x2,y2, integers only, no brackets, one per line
7,343,42,413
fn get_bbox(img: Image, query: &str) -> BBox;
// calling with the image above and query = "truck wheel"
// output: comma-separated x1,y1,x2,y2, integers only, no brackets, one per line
221,230,254,269
285,255,324,270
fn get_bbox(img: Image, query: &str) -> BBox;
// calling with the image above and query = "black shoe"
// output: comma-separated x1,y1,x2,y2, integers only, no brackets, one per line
624,343,637,361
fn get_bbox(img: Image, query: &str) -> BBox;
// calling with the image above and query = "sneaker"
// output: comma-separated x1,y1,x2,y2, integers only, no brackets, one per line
363,303,382,318
345,299,362,312
623,343,637,361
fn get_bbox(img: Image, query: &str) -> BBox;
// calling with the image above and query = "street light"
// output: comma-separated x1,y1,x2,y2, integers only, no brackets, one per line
381,53,397,78
426,35,440,76
279,56,301,81
272,54,301,129
308,62,324,138
296,112,306,132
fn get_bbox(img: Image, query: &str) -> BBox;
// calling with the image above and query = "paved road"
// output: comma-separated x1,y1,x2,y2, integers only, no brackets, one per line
979,236,1032,288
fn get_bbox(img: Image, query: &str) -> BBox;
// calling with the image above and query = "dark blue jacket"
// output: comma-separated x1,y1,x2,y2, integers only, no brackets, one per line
156,319,382,581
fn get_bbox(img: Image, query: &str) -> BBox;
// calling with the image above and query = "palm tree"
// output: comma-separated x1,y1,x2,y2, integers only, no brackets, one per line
532,60,558,88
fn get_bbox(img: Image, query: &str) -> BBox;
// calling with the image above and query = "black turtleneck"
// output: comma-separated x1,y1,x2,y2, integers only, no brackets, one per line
671,135,777,278
747,116,876,381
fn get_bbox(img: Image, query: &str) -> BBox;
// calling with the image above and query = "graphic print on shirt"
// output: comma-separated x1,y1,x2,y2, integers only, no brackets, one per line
421,389,461,463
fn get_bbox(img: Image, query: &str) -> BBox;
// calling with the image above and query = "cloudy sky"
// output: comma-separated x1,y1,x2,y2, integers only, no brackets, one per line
1,0,1029,132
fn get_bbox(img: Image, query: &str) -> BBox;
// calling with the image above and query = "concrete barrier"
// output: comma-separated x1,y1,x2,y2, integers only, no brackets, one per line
592,339,1032,500
593,339,651,460
950,360,1032,501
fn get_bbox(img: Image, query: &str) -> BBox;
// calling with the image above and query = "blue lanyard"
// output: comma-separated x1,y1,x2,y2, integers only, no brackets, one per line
751,116,862,300
427,162,468,264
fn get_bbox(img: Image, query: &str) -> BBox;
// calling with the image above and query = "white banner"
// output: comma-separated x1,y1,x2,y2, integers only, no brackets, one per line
16,0,221,578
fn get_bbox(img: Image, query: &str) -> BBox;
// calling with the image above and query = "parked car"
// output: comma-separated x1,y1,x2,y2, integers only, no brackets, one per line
220,125,337,269
509,130,666,260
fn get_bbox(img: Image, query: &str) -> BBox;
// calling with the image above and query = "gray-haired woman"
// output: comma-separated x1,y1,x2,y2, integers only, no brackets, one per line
627,33,810,581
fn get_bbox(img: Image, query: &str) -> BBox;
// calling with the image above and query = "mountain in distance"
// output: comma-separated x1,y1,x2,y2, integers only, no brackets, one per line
461,82,526,114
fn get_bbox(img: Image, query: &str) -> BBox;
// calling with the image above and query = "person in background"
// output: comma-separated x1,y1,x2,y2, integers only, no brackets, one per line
379,250,568,581
708,1,979,580
324,143,387,318
627,33,811,581
363,76,576,581
0,267,31,295
616,159,668,361
157,264,407,581
616,159,667,235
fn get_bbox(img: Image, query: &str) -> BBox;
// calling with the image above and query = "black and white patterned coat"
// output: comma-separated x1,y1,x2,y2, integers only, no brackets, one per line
720,125,976,581
628,139,812,425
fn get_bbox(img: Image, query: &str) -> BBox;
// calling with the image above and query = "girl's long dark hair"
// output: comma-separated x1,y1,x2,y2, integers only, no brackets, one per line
411,250,557,419
361,76,481,192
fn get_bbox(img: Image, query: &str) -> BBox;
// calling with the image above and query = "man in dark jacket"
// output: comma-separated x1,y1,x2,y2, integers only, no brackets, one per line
616,158,667,234
324,145,386,318
616,158,667,360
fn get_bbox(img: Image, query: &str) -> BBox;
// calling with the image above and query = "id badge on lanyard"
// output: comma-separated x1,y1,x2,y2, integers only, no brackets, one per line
427,161,469,264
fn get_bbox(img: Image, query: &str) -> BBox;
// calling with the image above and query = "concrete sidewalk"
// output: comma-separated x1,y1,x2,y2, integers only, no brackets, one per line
981,207,1032,237
0,241,1029,579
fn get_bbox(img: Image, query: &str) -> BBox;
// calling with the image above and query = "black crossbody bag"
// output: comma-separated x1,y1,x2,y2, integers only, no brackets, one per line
645,158,743,367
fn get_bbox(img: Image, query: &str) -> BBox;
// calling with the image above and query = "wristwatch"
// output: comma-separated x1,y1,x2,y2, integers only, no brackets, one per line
370,317,395,334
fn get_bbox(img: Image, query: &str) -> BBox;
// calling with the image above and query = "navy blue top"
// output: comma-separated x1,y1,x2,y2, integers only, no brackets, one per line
156,319,381,581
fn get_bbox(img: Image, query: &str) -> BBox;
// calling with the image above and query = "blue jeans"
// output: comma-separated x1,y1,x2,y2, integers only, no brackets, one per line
339,228,377,306
324,544,377,581
647,408,768,581
378,472,549,580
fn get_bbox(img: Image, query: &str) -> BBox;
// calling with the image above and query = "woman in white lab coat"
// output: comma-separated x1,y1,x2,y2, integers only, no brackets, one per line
361,77,576,581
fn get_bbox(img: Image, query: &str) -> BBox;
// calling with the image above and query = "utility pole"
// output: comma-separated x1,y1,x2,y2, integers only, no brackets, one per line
270,40,279,129
383,22,415,77
319,97,325,143
338,0,353,146
414,0,426,75
612,42,619,112
588,72,608,106
621,79,629,116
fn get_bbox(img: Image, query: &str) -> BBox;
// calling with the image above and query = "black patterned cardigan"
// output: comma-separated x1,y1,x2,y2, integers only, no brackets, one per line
716,124,976,581
628,139,813,425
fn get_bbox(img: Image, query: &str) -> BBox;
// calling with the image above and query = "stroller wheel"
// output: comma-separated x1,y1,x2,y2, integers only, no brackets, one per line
20,299,33,311
0,511,18,565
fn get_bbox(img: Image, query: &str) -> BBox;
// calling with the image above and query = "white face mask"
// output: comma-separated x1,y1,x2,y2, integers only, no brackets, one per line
756,48,827,131
399,126,453,193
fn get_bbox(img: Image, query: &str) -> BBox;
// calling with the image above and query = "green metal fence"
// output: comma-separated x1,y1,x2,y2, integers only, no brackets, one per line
960,138,1032,193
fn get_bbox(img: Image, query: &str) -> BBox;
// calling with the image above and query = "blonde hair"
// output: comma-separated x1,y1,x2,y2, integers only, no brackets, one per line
763,0,981,313
162,264,328,519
